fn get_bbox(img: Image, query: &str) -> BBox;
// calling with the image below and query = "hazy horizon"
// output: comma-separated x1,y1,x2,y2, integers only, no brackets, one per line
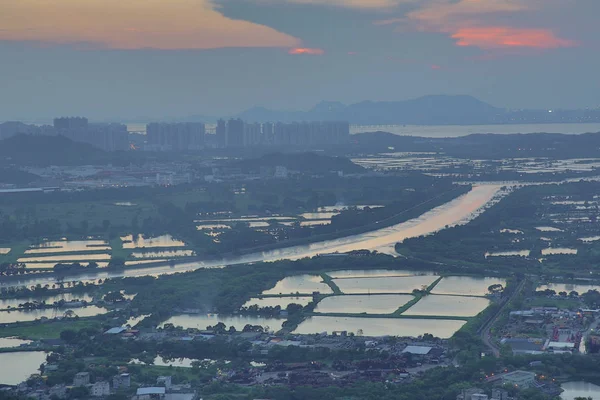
1,0,599,121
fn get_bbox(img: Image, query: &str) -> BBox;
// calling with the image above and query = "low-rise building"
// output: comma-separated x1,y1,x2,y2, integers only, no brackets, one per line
113,373,131,389
501,370,536,388
156,376,172,390
73,372,90,387
91,381,110,397
135,387,166,400
49,385,67,399
457,388,485,400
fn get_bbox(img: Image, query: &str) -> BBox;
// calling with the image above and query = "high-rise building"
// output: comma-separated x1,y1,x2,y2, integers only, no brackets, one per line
226,118,244,148
53,117,129,151
146,122,205,151
262,122,274,145
54,117,88,131
216,119,227,148
244,122,262,147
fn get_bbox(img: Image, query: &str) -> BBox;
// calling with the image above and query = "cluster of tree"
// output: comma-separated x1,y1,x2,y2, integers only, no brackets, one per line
0,262,26,275
53,262,99,274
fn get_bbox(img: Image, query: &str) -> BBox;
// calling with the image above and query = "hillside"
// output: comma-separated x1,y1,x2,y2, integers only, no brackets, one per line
235,95,501,125
237,152,365,175
350,131,600,159
0,134,106,166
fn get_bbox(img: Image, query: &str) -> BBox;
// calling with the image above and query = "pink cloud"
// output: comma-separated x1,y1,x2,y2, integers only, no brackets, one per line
451,27,577,49
288,47,325,55
430,64,442,70
377,0,576,52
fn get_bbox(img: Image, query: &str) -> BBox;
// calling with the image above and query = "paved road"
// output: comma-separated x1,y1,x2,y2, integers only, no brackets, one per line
479,279,526,357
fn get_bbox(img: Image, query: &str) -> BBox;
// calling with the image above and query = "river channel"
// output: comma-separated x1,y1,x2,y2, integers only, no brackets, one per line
0,184,502,290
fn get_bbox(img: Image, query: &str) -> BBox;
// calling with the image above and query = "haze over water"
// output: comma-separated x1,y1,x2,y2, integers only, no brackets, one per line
351,123,600,138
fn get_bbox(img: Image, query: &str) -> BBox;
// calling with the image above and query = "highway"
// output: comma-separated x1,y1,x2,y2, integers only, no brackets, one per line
479,279,526,357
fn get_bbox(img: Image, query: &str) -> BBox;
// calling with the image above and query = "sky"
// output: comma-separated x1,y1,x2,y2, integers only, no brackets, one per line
0,0,599,121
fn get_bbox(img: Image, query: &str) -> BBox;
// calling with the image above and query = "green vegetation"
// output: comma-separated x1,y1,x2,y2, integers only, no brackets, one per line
0,318,102,340
396,181,600,278
320,273,342,294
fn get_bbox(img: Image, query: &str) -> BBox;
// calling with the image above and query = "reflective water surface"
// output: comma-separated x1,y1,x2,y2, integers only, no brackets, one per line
0,337,33,348
0,293,94,309
541,247,578,255
26,240,109,254
262,275,333,295
334,276,438,294
561,381,600,400
0,306,107,324
431,277,506,297
403,295,490,317
0,185,501,289
0,351,46,385
538,283,600,294
314,294,414,314
294,316,466,338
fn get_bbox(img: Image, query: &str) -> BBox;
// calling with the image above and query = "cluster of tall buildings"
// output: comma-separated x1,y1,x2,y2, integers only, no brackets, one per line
0,117,350,152
54,117,129,151
0,118,129,151
215,119,350,148
145,122,205,151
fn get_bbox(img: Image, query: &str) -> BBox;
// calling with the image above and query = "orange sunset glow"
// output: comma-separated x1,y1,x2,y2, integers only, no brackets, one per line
451,27,577,49
0,0,300,50
288,48,326,55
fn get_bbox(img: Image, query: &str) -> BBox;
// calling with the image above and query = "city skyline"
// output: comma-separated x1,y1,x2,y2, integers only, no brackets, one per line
0,1,598,120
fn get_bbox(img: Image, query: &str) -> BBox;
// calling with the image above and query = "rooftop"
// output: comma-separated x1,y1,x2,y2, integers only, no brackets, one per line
402,345,433,355
137,387,166,396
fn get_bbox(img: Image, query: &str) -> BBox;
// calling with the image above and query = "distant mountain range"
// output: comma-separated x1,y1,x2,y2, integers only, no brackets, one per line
135,95,600,126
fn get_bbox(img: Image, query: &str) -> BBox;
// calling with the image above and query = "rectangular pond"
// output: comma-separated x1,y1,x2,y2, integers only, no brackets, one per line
262,275,333,295
431,276,506,297
535,226,563,232
538,283,600,294
0,351,47,385
131,250,194,259
124,259,168,266
293,316,466,338
314,294,414,315
160,314,286,332
0,306,107,324
402,295,490,317
23,262,109,269
19,253,112,263
334,276,438,294
26,240,110,254
485,250,530,258
300,220,332,227
541,247,578,255
0,337,33,348
0,293,95,309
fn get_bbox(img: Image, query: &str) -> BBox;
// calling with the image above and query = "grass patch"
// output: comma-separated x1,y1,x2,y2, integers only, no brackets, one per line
426,276,444,292
393,294,422,316
320,273,342,295
528,297,581,309
0,319,102,340
110,236,128,260
0,241,30,264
